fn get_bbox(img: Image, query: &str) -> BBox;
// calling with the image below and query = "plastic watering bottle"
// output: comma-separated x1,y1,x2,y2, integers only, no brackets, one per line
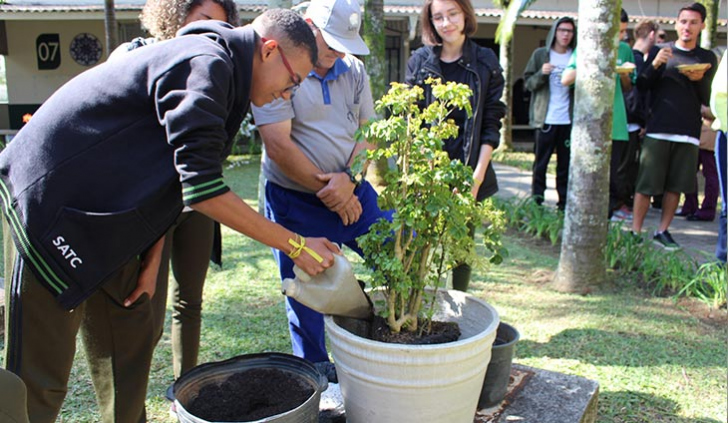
282,254,372,319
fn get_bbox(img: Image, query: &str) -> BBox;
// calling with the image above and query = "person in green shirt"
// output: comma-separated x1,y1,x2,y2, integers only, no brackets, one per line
561,8,636,220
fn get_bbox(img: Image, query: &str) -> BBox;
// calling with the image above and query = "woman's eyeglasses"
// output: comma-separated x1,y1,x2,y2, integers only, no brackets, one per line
431,10,463,27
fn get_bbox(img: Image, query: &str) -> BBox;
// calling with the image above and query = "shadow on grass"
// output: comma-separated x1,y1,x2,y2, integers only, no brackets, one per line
517,328,724,368
598,390,722,423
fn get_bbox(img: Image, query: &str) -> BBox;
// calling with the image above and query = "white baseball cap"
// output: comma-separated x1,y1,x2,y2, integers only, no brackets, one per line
306,0,369,55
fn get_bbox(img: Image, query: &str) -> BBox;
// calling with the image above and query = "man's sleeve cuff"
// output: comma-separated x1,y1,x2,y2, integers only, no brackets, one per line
182,177,230,205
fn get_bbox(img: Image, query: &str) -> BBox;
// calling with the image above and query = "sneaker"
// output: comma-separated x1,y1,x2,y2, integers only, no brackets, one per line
675,207,694,217
652,230,680,251
315,361,338,384
629,231,644,244
165,383,175,402
615,206,633,221
610,209,633,222
165,384,177,418
610,214,627,223
686,213,715,222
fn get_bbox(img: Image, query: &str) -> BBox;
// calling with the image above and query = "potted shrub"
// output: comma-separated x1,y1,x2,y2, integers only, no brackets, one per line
323,79,505,422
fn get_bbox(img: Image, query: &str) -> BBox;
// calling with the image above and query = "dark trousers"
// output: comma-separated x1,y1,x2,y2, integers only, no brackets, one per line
620,130,641,207
532,124,571,209
3,219,154,423
153,211,215,379
609,139,638,214
682,148,719,220
452,223,477,292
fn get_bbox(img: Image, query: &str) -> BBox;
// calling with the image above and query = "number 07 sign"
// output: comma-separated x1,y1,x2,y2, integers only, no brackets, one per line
37,34,61,70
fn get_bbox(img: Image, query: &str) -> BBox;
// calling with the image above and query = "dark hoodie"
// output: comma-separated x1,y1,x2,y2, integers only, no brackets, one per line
523,17,577,128
0,21,253,309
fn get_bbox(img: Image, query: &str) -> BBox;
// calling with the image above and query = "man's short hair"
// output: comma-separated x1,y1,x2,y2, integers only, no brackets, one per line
255,9,318,66
634,19,660,39
620,8,628,24
679,2,707,22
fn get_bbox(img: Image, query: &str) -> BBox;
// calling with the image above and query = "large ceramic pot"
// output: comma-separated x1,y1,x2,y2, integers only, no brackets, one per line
173,353,327,423
324,289,499,423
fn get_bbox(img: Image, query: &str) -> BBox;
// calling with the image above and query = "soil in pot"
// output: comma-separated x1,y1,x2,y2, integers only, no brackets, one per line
186,368,314,422
368,315,461,345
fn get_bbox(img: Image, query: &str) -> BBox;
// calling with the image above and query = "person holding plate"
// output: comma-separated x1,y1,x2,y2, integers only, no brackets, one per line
632,2,717,250
561,8,635,220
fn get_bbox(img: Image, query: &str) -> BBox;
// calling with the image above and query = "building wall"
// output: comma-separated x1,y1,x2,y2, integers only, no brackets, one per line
2,19,141,128
6,20,104,104
470,23,551,78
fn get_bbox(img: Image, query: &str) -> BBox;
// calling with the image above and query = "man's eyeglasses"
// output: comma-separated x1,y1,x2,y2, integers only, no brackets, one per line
431,10,462,27
556,27,575,34
261,37,301,94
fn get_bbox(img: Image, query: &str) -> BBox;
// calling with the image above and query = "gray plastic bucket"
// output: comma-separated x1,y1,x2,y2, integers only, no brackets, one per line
173,353,328,423
478,322,520,409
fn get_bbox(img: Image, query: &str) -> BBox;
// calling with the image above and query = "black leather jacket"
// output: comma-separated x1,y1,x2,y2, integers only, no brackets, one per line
406,38,506,200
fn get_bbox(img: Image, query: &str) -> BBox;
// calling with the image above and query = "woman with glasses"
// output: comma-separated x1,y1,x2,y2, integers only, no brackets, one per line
406,0,506,292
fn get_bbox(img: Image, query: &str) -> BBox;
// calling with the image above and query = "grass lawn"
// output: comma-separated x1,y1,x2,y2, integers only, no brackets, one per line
2,156,726,422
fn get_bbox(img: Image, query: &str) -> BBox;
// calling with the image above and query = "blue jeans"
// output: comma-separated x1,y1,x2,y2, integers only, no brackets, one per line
265,181,392,362
715,131,726,262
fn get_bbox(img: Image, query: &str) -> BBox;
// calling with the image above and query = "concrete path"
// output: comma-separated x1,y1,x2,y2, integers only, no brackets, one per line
492,163,720,262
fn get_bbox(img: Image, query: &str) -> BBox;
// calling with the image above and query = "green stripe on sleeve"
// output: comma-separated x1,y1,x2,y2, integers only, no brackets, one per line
182,177,225,194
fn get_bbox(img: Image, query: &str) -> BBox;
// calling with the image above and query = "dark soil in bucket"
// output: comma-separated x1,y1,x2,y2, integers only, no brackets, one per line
368,315,461,345
186,368,314,422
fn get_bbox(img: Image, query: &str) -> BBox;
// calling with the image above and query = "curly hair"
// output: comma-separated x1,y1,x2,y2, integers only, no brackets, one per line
140,0,240,41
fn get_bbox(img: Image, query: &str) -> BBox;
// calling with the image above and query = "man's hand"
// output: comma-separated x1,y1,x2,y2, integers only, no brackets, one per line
652,46,673,69
292,237,340,276
316,172,356,211
542,63,555,75
679,64,711,82
124,235,165,307
336,195,363,226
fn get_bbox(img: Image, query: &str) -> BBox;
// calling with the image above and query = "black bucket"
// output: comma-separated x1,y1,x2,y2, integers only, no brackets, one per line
173,353,328,423
478,322,520,409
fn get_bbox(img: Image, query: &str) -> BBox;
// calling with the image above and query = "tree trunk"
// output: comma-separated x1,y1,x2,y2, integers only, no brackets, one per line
104,0,118,56
554,0,620,293
363,0,386,102
363,0,389,186
699,0,717,50
499,38,513,151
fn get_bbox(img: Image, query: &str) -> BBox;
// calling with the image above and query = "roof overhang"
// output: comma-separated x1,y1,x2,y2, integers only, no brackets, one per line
0,2,725,28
